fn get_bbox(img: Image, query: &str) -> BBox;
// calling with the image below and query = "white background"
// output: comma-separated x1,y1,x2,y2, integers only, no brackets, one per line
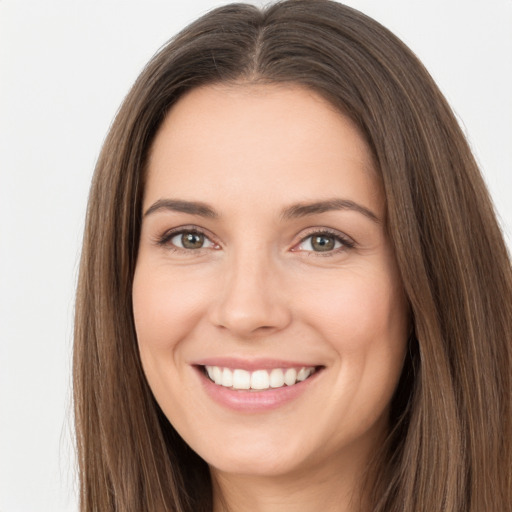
1,1,511,510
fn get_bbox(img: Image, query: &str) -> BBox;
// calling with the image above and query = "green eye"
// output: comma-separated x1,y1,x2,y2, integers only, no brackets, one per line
295,231,353,254
166,230,216,250
310,235,336,251
181,232,205,249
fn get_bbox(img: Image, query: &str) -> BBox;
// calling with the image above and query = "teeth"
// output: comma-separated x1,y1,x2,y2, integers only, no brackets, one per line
270,368,285,388
204,365,316,390
221,368,233,387
297,367,312,382
284,368,297,386
251,370,270,390
232,369,251,390
213,366,222,385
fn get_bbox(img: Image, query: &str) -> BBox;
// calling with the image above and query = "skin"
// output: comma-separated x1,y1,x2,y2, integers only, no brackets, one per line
132,84,410,512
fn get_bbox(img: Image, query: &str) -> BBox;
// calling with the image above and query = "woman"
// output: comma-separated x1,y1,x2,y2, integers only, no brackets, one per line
73,1,512,510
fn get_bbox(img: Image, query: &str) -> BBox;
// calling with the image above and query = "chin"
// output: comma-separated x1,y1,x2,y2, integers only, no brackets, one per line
207,449,310,479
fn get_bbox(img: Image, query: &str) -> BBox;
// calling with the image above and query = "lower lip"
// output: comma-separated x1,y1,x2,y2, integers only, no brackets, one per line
195,367,322,412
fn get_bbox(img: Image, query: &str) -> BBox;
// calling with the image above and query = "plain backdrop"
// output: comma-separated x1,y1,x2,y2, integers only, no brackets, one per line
1,1,511,510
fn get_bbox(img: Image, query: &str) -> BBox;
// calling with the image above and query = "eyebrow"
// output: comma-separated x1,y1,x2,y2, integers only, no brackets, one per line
280,198,380,223
144,199,219,218
143,197,379,223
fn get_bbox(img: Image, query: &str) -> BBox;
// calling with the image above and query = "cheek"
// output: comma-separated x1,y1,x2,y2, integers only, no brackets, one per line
132,263,210,353
297,265,409,409
131,262,216,423
298,267,408,348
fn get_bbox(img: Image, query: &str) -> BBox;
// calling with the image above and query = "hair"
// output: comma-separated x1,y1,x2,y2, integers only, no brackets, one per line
73,1,512,510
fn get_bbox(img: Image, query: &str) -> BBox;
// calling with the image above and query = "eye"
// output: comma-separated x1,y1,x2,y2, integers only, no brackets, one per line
158,228,218,251
294,230,354,254
172,231,207,249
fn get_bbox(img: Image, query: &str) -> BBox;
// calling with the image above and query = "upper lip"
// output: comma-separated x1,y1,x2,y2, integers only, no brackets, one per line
191,357,322,371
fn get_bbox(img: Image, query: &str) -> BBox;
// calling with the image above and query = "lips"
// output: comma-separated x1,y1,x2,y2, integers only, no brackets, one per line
204,365,317,390
192,358,324,411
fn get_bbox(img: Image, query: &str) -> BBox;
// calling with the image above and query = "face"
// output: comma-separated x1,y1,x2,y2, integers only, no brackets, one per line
133,84,409,482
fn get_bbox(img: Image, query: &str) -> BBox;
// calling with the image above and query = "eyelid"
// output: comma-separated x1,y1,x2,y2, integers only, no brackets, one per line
154,225,220,251
153,225,355,255
291,227,356,254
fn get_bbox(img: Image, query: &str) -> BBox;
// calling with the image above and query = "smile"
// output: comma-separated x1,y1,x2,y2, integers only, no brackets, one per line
203,365,318,391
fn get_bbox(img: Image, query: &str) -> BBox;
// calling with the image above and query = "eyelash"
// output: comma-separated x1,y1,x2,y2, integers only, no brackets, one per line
156,227,218,252
293,228,355,256
155,226,355,256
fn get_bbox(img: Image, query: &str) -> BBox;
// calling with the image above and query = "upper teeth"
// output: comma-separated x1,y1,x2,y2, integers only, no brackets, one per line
204,366,316,390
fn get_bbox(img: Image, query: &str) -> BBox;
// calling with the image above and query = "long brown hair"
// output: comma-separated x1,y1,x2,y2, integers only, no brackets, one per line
74,1,512,510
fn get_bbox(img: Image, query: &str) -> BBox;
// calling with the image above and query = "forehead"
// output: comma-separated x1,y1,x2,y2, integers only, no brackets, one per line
144,83,383,216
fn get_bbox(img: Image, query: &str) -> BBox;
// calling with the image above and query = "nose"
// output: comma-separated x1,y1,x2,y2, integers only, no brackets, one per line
208,249,292,338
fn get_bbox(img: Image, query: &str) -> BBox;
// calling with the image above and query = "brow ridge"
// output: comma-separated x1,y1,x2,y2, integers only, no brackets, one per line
144,199,219,218
281,198,379,223
143,197,379,223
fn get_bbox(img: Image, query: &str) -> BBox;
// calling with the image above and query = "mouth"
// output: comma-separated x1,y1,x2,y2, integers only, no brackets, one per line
193,359,325,411
200,365,322,391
